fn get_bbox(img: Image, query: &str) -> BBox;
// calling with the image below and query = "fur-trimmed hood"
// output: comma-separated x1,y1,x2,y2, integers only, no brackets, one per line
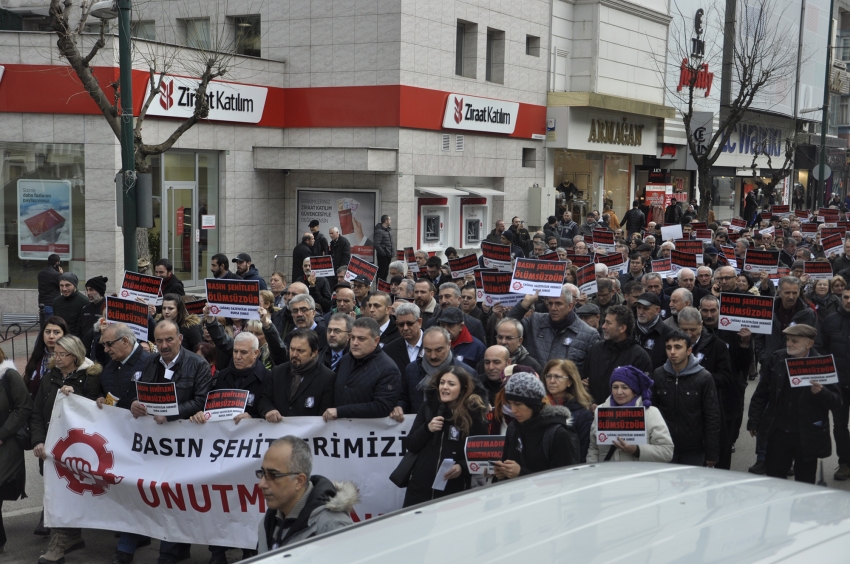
48,356,101,377
324,481,360,513
0,359,18,381
154,313,202,329
540,403,573,426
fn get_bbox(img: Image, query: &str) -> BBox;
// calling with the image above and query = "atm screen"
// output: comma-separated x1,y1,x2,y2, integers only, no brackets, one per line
466,219,480,242
425,215,440,241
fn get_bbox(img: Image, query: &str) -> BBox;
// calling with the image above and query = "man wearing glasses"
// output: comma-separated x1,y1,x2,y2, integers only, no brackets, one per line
257,436,357,553
382,303,423,375
476,318,541,375
284,294,327,350
319,313,352,373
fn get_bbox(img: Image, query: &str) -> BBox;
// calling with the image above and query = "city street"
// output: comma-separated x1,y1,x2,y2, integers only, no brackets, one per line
4,378,850,563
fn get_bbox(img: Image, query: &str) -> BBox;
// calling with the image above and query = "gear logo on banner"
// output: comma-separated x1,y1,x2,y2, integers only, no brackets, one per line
512,282,523,291
209,305,221,315
598,433,608,443
51,429,124,496
120,290,130,297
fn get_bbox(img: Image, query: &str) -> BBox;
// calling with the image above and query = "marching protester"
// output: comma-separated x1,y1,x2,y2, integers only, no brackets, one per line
268,271,288,308
427,283,487,343
52,273,88,337
817,287,850,481
78,275,108,359
210,253,243,281
292,234,315,283
319,313,352,373
37,253,62,317
285,294,328,350
31,335,101,564
257,436,358,552
542,359,593,462
399,366,488,507
294,257,333,314
366,291,400,344
482,318,542,374
323,286,360,323
233,252,268,290
634,292,675,371
150,294,204,353
434,307,486,370
154,259,184,297
0,347,33,553
586,365,673,463
495,372,579,480
374,214,394,282
382,303,423,375
23,317,71,401
479,346,511,406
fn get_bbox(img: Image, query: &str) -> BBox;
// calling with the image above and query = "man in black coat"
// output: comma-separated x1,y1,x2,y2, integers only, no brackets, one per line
309,220,329,256
634,292,675,371
322,317,400,421
154,258,185,297
319,313,351,373
373,214,394,282
52,272,88,336
295,257,333,314
652,330,721,467
258,329,336,419
749,324,842,484
818,289,850,481
382,302,423,375
754,276,817,367
423,282,487,344
366,291,401,344
284,294,328,350
328,227,351,287
210,253,243,280
38,253,62,316
292,232,316,283
621,199,646,239
583,305,652,405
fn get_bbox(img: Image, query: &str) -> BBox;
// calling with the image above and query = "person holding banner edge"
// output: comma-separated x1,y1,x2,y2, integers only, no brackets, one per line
817,288,850,481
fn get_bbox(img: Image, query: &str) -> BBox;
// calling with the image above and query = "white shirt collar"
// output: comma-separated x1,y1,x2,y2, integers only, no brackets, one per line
120,343,139,365
159,351,180,369
380,319,391,333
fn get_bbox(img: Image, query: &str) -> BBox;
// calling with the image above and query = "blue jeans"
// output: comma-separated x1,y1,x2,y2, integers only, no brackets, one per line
42,305,53,318
160,541,190,557
117,532,143,554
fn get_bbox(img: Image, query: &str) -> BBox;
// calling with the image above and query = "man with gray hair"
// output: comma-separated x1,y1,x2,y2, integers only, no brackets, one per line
508,284,600,369
388,260,406,280
286,293,327,349
476,318,542,374
257,436,358,553
426,282,487,343
396,278,415,300
391,326,467,419
383,302,423,375
96,323,152,411
665,288,693,330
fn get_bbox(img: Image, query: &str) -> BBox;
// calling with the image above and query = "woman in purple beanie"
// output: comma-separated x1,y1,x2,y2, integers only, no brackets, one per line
586,365,674,463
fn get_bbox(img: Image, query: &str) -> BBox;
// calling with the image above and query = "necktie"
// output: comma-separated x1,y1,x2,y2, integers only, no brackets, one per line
332,352,341,370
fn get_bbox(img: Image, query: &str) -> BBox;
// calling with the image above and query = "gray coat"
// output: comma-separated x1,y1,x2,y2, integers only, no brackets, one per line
373,224,394,259
508,304,600,370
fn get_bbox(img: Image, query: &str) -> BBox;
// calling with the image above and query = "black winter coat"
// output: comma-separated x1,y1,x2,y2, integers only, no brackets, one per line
692,329,736,418
333,348,400,418
52,291,89,336
31,362,101,446
748,349,841,459
161,274,185,297
383,336,417,376
398,355,467,414
37,266,61,306
96,345,153,410
133,350,212,421
373,224,393,259
622,208,646,235
292,242,314,282
403,391,489,507
312,231,329,256
257,360,335,418
501,404,579,476
548,396,593,463
635,318,676,372
819,309,850,386
296,275,333,314
754,299,817,365
329,236,351,276
583,337,652,405
214,359,270,418
652,356,721,461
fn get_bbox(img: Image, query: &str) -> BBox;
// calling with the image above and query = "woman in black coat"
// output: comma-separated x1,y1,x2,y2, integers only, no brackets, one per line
495,372,579,480
542,359,593,462
402,366,488,508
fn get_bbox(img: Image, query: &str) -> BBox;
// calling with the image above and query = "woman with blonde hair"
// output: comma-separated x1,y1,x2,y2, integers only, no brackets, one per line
543,359,594,462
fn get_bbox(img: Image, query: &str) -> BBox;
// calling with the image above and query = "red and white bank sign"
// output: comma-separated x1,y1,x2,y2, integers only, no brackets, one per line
144,75,268,124
44,394,411,549
442,94,519,134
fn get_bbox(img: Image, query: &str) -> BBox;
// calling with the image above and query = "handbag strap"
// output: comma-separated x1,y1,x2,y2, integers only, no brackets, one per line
604,445,616,462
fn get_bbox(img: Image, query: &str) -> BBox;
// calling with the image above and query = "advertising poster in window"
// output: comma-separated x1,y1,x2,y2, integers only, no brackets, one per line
297,190,376,262
17,179,72,260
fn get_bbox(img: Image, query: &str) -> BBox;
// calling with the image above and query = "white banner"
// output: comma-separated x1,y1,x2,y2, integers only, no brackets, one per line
44,395,412,549
442,93,519,134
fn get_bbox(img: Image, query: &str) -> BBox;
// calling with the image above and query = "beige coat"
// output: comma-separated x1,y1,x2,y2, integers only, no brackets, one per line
586,396,674,463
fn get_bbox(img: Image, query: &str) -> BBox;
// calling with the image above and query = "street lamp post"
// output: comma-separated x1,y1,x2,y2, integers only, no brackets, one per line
817,0,835,209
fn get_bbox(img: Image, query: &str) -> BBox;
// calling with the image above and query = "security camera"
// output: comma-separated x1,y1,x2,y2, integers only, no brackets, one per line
283,169,290,176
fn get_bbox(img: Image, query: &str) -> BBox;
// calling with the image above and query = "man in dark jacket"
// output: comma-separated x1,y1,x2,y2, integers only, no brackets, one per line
53,272,89,337
634,292,675,371
424,282,486,344
652,330,721,467
130,319,211,564
509,216,533,256
383,302,423,375
284,294,328,350
479,345,511,405
754,276,817,367
292,233,316,283
154,258,184,297
558,211,578,243
38,253,62,316
233,252,268,290
485,219,507,243
621,200,646,239
210,253,242,280
295,257,333,314
79,276,109,363
366,291,400,344
328,227,351,287
308,219,329,256
373,214,394,282
664,199,683,225
475,318,542,374
319,313,351,373
259,329,336,419
749,324,842,484
435,307,486,370
322,317,400,420
543,215,562,247
818,289,850,480
583,305,652,405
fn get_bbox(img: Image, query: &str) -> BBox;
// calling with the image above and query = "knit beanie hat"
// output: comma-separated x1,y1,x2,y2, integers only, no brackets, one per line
609,365,655,407
504,372,546,409
85,275,108,297
58,272,79,288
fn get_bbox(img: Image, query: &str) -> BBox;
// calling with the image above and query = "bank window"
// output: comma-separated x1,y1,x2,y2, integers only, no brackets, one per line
455,20,478,79
131,20,156,41
0,142,87,290
183,18,210,50
522,148,536,167
486,28,505,84
526,35,540,57
234,15,261,57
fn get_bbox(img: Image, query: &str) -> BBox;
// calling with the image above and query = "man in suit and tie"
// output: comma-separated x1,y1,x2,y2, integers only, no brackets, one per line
320,313,351,373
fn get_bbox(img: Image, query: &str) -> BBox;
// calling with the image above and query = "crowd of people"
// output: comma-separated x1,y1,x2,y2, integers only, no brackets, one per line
2,198,850,562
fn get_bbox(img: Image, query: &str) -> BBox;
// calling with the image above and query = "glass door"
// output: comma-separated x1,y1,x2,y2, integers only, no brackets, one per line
163,182,197,286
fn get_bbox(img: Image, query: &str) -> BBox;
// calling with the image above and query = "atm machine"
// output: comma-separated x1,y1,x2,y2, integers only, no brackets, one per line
460,197,488,249
417,198,450,253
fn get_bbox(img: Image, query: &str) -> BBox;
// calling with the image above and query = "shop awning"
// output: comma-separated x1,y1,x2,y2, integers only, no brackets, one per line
461,187,504,197
415,187,469,197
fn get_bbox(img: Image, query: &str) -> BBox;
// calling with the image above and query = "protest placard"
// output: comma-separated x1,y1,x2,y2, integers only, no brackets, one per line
481,241,512,272
661,224,683,241
538,251,561,262
595,406,647,445
205,279,260,320
448,254,480,279
758,225,775,238
510,258,567,297
670,250,697,273
771,204,790,216
135,382,179,416
801,222,818,234
819,208,839,223
694,229,713,243
690,221,707,230
592,229,615,253
203,389,250,422
481,271,523,307
396,250,404,261
344,256,379,283
594,252,627,274
105,296,149,341
577,263,597,296
567,253,592,267
730,218,747,231
185,299,206,315
377,279,392,293
308,255,335,277
404,247,419,273
786,355,839,388
822,233,844,257
651,258,674,278
821,227,845,240
674,239,704,255
794,209,811,221
718,293,773,334
743,249,779,274
120,271,163,306
804,261,833,281
768,267,791,287
473,268,492,302
464,436,506,475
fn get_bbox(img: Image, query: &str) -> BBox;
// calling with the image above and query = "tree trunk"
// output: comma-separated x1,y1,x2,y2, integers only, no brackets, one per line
697,164,712,222
136,227,151,273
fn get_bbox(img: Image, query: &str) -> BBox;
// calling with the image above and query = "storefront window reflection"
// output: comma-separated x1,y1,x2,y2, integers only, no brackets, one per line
553,150,632,220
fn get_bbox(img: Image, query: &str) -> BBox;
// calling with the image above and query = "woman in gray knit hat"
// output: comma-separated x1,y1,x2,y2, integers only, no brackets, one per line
494,372,579,480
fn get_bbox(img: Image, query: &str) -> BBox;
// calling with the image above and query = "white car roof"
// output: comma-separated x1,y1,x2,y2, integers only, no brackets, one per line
248,463,850,563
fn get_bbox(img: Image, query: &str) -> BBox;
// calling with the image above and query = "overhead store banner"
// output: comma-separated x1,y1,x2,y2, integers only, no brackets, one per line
143,75,268,124
297,190,376,262
442,93,519,134
17,179,72,260
44,394,412,549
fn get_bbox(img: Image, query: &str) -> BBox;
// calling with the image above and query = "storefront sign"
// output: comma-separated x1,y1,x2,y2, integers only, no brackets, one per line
308,256,335,278
120,271,163,306
587,118,644,146
105,296,150,341
595,406,647,445
297,190,376,263
577,263,598,296
135,382,179,416
564,109,657,154
509,259,566,297
481,271,523,307
718,293,774,334
464,436,506,475
205,279,261,320
743,249,779,273
442,94,519,134
481,241,513,272
448,254,480,279
17,179,72,260
786,356,839,388
144,75,268,124
201,215,216,229
203,389,250,422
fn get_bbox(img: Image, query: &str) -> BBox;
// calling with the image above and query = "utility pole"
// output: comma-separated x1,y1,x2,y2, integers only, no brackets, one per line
118,0,137,272
817,0,835,209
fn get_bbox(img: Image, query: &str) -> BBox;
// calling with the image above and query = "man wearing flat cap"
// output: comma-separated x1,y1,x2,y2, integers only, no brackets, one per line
748,323,841,484
52,272,88,336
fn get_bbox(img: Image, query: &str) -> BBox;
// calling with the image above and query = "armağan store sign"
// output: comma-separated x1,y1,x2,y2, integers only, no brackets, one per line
568,109,658,155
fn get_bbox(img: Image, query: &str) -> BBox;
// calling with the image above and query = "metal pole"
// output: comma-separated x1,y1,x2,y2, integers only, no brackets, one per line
118,0,137,272
789,0,806,207
817,0,835,210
